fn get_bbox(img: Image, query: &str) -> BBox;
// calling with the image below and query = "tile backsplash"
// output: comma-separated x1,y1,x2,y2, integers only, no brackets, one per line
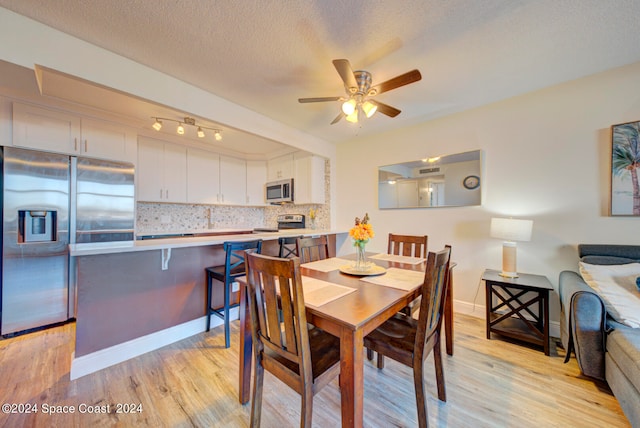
137,159,331,234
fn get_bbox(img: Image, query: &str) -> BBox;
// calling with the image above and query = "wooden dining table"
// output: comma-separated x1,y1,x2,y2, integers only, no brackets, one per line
237,253,456,428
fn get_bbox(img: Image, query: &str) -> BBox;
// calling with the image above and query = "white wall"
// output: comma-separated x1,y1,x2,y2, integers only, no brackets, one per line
336,61,640,322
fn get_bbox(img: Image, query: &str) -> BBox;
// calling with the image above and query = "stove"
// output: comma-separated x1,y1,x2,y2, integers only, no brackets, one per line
277,214,306,229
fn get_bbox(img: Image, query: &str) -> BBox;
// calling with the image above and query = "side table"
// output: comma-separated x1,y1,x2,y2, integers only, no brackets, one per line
482,269,553,355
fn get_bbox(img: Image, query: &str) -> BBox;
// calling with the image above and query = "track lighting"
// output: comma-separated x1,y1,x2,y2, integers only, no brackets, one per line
150,116,223,141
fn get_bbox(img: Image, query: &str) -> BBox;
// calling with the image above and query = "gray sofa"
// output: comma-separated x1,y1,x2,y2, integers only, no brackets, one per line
559,244,640,427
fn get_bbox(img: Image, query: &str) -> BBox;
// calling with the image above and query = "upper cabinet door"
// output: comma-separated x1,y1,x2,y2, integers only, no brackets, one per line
219,156,246,205
137,137,187,203
187,148,220,204
267,153,294,181
162,143,187,203
246,160,267,206
12,102,80,154
80,117,135,163
137,138,165,202
294,154,325,204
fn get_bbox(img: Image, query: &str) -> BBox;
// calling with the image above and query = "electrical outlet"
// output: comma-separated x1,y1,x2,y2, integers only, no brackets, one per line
160,215,171,224
232,281,240,292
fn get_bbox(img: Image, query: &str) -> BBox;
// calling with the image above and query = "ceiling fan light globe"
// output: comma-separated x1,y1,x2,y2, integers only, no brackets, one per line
345,109,359,123
342,99,356,115
362,101,377,118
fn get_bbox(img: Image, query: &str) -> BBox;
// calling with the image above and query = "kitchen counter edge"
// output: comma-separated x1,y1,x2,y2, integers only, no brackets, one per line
69,229,348,256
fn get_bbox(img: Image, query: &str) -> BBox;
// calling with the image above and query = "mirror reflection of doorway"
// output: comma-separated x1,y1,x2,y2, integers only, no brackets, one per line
419,178,444,207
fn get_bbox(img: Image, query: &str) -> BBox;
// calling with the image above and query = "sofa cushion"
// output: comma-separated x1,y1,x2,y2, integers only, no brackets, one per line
607,328,640,394
579,262,640,328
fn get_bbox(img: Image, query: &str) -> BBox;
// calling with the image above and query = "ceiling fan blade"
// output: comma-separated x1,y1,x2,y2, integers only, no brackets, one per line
370,69,422,95
298,96,342,103
332,59,358,93
371,100,401,118
330,112,344,124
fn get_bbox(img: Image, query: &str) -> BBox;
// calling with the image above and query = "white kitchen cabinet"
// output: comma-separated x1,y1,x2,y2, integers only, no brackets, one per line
12,102,134,162
219,155,246,205
187,148,219,204
294,154,325,204
137,137,187,203
246,160,267,206
80,117,135,162
12,102,80,154
267,153,294,181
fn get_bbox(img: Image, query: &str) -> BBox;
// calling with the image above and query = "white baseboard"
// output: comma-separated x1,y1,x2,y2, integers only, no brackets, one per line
453,299,561,341
70,307,239,380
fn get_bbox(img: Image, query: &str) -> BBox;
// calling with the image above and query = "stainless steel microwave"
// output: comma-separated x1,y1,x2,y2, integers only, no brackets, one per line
265,178,293,204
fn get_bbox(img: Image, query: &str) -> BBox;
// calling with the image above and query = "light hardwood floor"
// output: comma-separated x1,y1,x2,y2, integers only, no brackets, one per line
0,314,630,427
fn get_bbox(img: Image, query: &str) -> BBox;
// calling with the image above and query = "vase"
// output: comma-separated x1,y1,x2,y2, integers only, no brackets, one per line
354,242,368,271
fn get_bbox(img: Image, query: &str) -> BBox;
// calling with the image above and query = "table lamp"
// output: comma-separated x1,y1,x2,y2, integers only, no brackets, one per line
490,217,533,278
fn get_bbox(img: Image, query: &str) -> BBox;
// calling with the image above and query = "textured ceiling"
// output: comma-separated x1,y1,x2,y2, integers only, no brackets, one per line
1,0,640,146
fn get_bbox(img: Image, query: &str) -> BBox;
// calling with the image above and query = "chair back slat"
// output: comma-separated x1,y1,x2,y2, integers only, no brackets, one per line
388,233,428,258
246,253,309,367
296,236,330,263
415,246,451,351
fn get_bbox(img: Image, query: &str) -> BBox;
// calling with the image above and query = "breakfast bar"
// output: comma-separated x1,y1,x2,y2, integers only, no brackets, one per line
68,229,345,379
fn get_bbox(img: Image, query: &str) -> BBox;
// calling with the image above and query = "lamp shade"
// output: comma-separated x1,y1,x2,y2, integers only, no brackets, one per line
490,218,533,242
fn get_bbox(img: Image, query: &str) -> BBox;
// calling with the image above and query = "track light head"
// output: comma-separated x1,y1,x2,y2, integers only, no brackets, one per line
150,116,222,141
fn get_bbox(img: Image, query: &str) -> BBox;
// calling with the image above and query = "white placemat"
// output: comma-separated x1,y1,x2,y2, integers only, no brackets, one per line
301,276,356,307
369,253,426,265
360,267,425,291
301,257,352,272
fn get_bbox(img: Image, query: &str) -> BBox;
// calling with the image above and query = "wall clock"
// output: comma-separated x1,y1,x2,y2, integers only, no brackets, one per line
463,175,480,190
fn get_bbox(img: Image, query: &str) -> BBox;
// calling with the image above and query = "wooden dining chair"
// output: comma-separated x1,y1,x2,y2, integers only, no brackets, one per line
295,235,329,263
388,234,428,317
363,246,451,428
245,252,341,428
388,233,428,258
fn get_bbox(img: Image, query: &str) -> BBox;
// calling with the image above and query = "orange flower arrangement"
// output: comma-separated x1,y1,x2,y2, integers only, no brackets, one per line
349,213,374,248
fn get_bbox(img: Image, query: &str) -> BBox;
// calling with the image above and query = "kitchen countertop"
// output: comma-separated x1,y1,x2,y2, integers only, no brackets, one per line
69,228,348,256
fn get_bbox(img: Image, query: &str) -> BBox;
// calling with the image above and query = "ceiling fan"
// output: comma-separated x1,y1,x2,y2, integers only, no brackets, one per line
298,59,422,124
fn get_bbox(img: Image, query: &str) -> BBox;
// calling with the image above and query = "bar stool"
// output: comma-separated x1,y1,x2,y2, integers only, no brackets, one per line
205,239,263,348
278,235,301,258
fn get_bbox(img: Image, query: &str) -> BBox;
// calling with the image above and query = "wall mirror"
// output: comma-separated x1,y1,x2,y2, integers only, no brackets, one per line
378,149,482,209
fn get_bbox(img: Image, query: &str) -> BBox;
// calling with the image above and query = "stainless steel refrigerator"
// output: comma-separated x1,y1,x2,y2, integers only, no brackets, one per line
1,147,134,335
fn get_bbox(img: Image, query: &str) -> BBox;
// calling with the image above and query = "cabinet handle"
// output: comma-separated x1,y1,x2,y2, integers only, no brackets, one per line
160,189,163,199
84,139,88,152
74,138,78,151
166,190,169,199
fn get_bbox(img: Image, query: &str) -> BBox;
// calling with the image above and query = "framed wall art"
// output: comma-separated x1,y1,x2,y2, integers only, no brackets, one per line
611,120,640,216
